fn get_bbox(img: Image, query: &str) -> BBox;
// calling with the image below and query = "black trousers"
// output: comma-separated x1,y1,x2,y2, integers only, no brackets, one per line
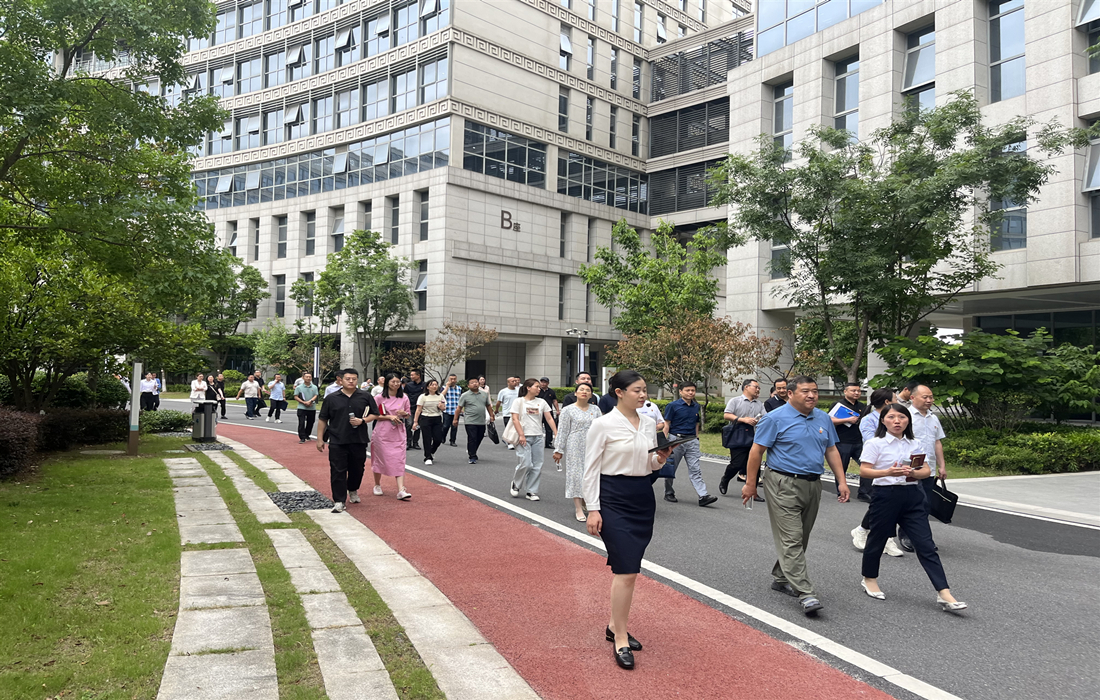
406,414,421,447
862,484,948,590
328,442,367,504
267,399,286,419
140,392,155,411
897,477,935,538
297,409,316,441
837,441,863,472
219,398,227,417
543,415,555,445
421,415,443,460
465,424,486,458
444,413,458,443
722,446,751,482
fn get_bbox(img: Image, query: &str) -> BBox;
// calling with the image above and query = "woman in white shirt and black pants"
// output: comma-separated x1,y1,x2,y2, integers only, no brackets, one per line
583,370,673,671
859,403,967,613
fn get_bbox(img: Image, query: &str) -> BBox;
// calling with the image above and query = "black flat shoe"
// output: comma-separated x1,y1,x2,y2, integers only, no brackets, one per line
606,626,642,651
614,646,635,670
664,492,677,503
718,479,729,495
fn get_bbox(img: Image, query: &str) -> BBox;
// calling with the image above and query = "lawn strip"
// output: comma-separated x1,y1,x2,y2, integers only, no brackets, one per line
196,453,326,700
0,437,187,699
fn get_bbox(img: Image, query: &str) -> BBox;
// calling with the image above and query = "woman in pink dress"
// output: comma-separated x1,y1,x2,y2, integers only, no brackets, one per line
371,373,413,500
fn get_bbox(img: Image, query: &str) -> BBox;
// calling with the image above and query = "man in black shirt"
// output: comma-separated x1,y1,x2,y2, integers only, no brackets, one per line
560,371,602,408
537,377,559,448
212,373,228,418
829,382,866,481
764,378,789,413
404,369,427,449
317,368,380,513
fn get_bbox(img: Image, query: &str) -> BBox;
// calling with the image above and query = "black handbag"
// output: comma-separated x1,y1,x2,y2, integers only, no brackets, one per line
486,421,500,444
256,397,267,410
929,477,958,524
722,421,754,449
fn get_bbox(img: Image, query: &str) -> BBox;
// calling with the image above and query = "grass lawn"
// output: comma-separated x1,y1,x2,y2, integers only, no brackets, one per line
0,435,188,699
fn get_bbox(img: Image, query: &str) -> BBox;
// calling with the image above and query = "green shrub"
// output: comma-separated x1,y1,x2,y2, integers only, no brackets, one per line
944,426,1100,474
222,369,247,383
0,375,10,405
37,409,129,451
0,408,40,476
140,410,192,434
0,373,129,409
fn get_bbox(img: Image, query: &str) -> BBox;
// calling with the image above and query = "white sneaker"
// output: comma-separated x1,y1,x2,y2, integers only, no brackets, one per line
884,537,905,557
397,490,411,500
372,485,383,496
425,459,433,465
851,526,868,551
265,416,271,422
348,490,360,503
525,493,540,501
509,485,520,498
331,502,345,513
275,419,282,423
507,444,515,450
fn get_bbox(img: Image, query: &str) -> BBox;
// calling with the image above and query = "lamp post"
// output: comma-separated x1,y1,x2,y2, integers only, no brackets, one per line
565,328,589,375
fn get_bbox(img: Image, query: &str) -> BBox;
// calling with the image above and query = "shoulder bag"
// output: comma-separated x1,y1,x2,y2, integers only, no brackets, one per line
929,476,958,524
501,399,522,446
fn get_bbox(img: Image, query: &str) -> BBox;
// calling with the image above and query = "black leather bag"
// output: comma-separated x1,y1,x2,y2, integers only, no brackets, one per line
486,421,500,444
929,477,958,524
722,422,754,449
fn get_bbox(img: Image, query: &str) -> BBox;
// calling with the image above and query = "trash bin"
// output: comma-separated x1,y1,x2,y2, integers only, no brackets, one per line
192,400,217,443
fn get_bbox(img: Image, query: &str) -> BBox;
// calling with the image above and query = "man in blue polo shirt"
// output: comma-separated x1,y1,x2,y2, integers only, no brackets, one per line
661,382,717,507
742,375,849,616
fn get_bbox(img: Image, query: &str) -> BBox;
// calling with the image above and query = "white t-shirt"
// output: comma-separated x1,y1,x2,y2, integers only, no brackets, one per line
637,401,664,428
370,385,383,397
239,381,260,398
512,397,551,436
861,434,923,486
910,409,946,467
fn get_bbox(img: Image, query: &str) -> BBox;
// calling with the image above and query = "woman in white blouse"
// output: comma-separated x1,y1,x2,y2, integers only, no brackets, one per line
189,373,208,401
858,403,967,613
583,370,673,671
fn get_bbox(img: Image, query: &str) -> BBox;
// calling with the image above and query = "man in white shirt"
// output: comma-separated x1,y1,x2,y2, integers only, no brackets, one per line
325,371,345,398
898,384,946,552
496,376,521,450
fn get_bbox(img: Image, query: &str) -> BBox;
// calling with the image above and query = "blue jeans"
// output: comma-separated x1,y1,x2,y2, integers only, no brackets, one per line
663,435,709,497
513,435,545,495
245,396,258,417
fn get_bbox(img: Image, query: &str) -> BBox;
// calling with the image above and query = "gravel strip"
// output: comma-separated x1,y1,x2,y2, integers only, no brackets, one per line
268,491,335,513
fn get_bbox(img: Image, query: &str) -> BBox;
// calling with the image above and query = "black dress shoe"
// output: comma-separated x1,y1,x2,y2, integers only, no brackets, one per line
699,494,718,507
664,492,677,503
449,441,457,447
899,536,915,552
856,493,872,503
753,495,765,502
735,474,747,482
614,646,635,670
605,626,642,651
718,478,729,495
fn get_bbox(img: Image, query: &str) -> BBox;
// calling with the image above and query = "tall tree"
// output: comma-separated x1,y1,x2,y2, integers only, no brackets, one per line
0,0,227,408
310,229,416,377
708,91,1093,383
422,322,499,385
249,319,293,377
198,261,270,369
579,219,727,335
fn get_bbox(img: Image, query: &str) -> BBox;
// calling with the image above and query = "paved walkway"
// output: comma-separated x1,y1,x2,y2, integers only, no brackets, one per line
943,471,1100,527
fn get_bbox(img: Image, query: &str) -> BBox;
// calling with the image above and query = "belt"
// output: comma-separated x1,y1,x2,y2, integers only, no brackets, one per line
671,433,697,438
767,468,820,482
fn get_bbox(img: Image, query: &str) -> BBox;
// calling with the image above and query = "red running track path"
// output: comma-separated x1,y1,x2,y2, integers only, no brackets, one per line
218,424,892,700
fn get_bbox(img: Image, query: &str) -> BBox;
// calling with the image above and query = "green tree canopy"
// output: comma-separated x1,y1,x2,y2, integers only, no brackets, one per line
708,91,1093,383
197,261,270,369
579,219,727,335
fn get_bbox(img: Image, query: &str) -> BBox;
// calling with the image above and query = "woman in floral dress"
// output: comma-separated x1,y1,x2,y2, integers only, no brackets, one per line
553,383,604,522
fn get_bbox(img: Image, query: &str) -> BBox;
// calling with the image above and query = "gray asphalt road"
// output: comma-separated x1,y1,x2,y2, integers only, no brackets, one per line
181,402,1100,700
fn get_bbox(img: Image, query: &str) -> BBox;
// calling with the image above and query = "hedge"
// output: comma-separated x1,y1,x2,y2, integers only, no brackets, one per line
944,424,1100,474
140,410,193,434
0,373,129,409
0,408,40,477
37,409,129,452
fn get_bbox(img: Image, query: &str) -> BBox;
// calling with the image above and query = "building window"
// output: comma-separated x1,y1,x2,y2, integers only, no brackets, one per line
419,57,448,103
389,195,400,244
834,55,859,139
758,0,883,56
678,24,687,38
585,284,591,323
1088,22,1100,75
991,139,1028,251
366,13,390,56
612,0,620,32
264,52,285,88
1092,194,1100,238
462,121,547,188
773,81,793,156
239,1,263,38
698,0,706,23
651,33,754,102
364,79,389,121
418,190,430,240
558,275,567,320
647,159,723,215
315,34,335,74
336,89,359,128
587,217,595,261
586,36,596,80
1085,143,1100,237
559,87,570,132
268,0,288,30
558,151,647,213
421,0,451,35
633,1,643,43
656,14,667,44
236,114,260,150
212,65,235,99
585,96,594,140
209,120,233,155
276,215,288,258
631,114,640,156
392,68,416,113
560,212,569,257
251,218,260,261
263,108,284,145
227,221,238,257
288,43,311,82
289,0,311,23
414,260,428,310
610,48,619,90
336,26,361,67
609,105,618,149
632,57,642,99
274,275,286,317
587,0,596,20
649,98,729,157
312,95,333,135
304,211,316,255
990,0,1025,102
238,57,262,94
771,240,790,280
299,272,314,317
395,2,417,46
214,8,236,45
903,26,935,112
560,26,573,71
331,207,345,252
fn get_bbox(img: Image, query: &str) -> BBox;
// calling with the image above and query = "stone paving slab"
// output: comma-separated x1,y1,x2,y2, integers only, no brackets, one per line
157,649,277,700
181,572,266,609
173,485,222,498
175,496,234,512
286,565,341,594
265,529,326,568
181,549,255,577
175,508,236,526
179,523,245,545
391,603,489,649
300,592,361,629
165,457,203,468
312,627,398,700
169,469,208,479
204,452,293,524
169,606,273,655
217,438,311,491
368,571,452,611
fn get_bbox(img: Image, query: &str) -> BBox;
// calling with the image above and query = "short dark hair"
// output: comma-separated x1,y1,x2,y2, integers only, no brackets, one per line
340,367,358,377
381,372,404,398
608,370,645,402
904,380,921,393
741,378,758,390
844,382,861,389
789,375,817,390
679,381,696,390
576,371,592,380
874,403,915,440
864,388,894,415
772,379,787,391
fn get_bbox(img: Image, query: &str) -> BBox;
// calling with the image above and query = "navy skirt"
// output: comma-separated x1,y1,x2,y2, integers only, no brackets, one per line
600,473,658,574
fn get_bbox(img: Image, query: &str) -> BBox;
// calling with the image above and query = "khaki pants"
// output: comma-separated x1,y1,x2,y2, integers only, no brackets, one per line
763,469,822,600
